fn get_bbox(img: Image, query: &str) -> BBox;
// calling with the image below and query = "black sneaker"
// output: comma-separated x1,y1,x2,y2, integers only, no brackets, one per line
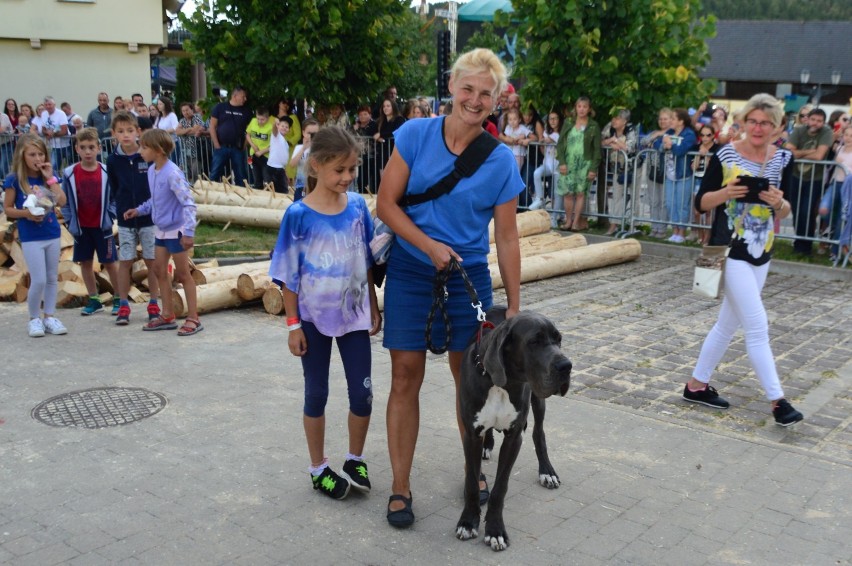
773,399,803,427
312,467,350,500
340,459,371,493
682,384,730,409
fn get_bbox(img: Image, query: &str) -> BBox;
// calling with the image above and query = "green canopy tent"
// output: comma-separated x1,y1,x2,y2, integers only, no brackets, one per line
457,0,513,22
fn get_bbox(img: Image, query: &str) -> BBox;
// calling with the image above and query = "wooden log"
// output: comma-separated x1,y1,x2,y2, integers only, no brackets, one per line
58,260,83,282
195,190,291,210
128,286,146,303
56,280,89,308
486,233,586,264
131,259,149,284
94,271,114,294
173,279,249,316
59,224,75,249
196,204,285,230
262,286,285,315
195,260,270,285
8,241,27,273
0,243,9,267
13,274,30,303
0,270,24,300
236,272,273,301
487,210,552,244
489,239,642,289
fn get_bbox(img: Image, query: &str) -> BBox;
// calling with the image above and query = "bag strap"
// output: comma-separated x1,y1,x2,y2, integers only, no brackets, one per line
399,131,500,208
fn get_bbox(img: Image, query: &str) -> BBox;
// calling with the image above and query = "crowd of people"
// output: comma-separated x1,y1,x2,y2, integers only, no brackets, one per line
6,87,849,255
6,49,851,531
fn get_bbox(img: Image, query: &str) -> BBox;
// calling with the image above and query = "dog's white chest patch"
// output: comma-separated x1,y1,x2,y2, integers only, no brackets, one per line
473,386,518,432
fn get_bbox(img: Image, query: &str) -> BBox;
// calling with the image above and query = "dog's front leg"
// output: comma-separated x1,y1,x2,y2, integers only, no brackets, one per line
455,428,483,541
483,425,524,551
531,394,560,488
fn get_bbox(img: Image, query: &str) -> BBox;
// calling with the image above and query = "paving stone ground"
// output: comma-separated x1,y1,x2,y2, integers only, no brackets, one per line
0,245,849,565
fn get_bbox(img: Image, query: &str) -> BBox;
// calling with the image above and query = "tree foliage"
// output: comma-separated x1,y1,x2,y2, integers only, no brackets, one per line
501,0,716,128
180,0,424,108
702,0,852,20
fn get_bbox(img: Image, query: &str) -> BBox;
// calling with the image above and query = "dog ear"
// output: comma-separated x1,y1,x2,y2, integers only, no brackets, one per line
481,319,511,388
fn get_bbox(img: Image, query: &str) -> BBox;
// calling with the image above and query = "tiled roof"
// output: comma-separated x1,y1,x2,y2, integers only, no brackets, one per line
702,20,851,85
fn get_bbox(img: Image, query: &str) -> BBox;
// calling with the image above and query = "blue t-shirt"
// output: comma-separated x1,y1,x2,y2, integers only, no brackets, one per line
394,116,524,265
3,174,62,242
269,193,374,337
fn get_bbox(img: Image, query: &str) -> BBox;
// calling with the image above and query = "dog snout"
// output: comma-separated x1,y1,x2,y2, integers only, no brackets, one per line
554,357,571,396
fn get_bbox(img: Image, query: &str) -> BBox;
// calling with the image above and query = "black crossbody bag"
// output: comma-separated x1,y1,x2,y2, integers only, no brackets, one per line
372,131,500,287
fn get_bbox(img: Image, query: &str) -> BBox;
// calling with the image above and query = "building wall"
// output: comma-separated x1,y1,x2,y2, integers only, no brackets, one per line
0,0,163,45
0,39,155,117
0,0,168,117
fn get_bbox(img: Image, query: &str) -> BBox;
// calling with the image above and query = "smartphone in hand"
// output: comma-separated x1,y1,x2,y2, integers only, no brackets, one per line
737,176,770,203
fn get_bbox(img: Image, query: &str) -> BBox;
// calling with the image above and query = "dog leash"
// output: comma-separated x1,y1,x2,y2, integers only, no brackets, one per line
426,258,488,355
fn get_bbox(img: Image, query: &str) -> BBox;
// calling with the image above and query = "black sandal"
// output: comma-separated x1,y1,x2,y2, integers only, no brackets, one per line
387,493,414,528
479,473,490,506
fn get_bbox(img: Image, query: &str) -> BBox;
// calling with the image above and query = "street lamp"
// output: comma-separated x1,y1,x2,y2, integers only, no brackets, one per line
800,68,842,107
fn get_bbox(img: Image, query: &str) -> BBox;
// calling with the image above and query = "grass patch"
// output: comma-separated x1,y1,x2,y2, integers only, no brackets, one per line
193,223,278,258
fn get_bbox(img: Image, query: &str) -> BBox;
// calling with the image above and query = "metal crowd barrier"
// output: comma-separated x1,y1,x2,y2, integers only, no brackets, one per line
4,131,848,266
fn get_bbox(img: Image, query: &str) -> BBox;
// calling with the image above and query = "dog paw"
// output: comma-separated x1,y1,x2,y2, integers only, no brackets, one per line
484,532,509,551
539,472,561,489
455,521,479,540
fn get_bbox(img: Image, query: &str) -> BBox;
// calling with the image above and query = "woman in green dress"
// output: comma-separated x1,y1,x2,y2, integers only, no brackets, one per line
555,97,601,230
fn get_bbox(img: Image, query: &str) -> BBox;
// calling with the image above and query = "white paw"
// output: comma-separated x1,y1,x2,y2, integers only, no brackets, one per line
539,473,561,489
456,526,478,540
485,534,508,551
482,447,491,460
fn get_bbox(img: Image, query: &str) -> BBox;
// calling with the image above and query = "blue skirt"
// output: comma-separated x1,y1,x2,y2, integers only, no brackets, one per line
382,243,493,352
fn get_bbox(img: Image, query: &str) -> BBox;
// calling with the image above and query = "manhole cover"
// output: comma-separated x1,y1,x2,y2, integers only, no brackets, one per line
32,387,167,429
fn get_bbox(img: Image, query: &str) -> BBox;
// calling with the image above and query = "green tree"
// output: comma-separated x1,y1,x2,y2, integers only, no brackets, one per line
465,22,506,56
502,0,716,128
181,0,419,108
174,58,193,106
392,11,439,99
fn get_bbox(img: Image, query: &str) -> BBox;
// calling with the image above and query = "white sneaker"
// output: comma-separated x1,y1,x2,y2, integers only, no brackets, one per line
529,198,545,210
28,318,45,338
43,317,68,335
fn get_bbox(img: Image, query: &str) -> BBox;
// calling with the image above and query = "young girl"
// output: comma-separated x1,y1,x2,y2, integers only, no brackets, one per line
690,124,720,244
556,96,601,231
3,134,68,337
532,111,562,211
124,129,201,336
270,126,381,500
501,108,531,171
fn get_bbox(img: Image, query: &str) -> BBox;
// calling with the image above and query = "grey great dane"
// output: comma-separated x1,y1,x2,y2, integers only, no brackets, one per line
455,307,572,551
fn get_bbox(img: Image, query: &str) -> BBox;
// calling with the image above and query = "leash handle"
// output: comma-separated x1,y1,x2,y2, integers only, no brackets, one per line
425,258,485,355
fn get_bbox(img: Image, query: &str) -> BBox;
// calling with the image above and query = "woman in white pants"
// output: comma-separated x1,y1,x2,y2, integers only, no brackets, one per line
530,111,562,210
684,93,803,427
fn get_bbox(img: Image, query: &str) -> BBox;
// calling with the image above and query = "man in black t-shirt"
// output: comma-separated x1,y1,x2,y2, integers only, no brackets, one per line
209,86,253,187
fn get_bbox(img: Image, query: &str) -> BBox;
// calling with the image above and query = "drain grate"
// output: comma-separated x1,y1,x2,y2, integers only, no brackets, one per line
32,387,167,429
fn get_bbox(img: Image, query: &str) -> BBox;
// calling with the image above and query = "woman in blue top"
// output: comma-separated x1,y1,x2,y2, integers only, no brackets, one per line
3,134,68,337
653,107,697,243
377,48,524,528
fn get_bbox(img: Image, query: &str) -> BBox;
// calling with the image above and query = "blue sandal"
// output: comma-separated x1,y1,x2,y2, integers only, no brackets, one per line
387,493,414,528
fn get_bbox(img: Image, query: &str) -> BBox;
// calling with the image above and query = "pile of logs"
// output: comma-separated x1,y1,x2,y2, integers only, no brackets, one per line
1,213,173,308
3,188,643,317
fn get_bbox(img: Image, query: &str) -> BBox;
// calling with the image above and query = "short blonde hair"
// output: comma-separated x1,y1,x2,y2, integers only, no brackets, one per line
450,48,508,98
75,127,100,145
739,93,784,128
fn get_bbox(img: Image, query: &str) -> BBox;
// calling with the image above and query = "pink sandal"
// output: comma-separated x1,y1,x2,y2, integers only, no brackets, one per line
143,315,178,331
178,318,203,336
